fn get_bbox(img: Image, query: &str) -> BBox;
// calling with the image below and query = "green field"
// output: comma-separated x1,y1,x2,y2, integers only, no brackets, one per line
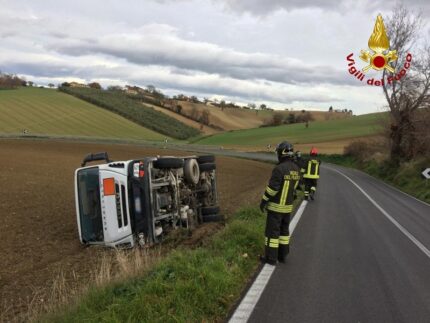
195,113,385,147
0,87,166,141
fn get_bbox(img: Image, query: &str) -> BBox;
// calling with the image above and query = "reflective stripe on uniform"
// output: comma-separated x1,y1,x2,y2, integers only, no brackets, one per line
304,160,320,179
265,237,279,248
262,195,269,201
267,203,293,213
269,238,279,248
280,180,290,206
265,186,278,196
279,235,290,245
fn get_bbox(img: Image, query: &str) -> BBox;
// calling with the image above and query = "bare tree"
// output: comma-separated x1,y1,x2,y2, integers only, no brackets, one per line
383,5,430,163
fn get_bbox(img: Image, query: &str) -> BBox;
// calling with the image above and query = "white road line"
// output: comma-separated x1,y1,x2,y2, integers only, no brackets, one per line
326,163,430,208
229,200,309,323
328,167,430,259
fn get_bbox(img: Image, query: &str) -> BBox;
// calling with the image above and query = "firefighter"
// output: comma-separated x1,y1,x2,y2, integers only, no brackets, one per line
260,141,301,265
294,151,306,173
303,147,321,200
294,150,306,190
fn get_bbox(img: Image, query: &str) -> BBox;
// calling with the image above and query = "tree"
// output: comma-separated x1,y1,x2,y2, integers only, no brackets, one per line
107,85,123,92
272,112,283,126
28,81,34,87
260,104,267,110
329,106,333,112
382,5,430,163
200,110,210,125
88,82,102,89
0,73,24,89
286,113,296,124
220,100,226,111
248,103,256,110
48,83,55,88
146,85,156,93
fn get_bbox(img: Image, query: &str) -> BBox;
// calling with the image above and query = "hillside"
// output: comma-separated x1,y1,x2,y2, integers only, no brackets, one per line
148,103,219,135
139,96,351,132
194,113,386,153
0,87,166,141
60,87,200,139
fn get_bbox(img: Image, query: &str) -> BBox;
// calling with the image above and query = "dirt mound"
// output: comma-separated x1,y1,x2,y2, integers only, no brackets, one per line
0,139,273,320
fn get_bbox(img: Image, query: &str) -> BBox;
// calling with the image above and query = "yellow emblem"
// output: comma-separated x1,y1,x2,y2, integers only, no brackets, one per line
360,14,397,73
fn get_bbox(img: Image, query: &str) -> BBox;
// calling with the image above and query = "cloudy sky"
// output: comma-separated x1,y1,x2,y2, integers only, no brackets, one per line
0,0,428,114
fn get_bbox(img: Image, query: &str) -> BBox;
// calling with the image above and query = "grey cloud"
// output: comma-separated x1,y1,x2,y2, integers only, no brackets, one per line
50,26,353,86
217,0,430,16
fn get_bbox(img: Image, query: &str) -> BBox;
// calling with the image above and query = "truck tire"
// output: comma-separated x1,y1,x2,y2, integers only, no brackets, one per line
199,162,216,172
197,155,215,164
184,158,200,184
202,214,223,223
153,157,184,169
201,206,220,215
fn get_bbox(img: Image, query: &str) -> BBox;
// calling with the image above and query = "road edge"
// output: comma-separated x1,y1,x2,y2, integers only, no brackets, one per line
228,200,308,323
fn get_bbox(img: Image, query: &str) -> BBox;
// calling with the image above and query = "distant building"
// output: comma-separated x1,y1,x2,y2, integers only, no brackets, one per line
69,82,89,88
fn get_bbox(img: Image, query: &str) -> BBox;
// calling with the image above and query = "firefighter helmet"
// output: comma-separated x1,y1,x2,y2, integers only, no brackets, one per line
310,147,318,156
276,141,294,161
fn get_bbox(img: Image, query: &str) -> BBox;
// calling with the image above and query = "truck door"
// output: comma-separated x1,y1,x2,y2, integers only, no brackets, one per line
99,170,133,245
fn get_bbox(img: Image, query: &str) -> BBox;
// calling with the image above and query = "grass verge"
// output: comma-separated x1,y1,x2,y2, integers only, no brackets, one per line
321,154,430,203
42,207,265,323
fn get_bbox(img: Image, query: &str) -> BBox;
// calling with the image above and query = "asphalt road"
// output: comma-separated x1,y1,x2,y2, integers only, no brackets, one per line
246,164,430,323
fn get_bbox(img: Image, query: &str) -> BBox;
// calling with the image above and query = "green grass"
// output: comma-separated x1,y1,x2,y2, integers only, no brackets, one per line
44,207,266,323
60,87,200,140
195,113,385,146
321,155,430,203
0,87,166,141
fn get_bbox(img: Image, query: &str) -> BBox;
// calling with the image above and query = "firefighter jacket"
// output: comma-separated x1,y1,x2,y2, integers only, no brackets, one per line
295,157,307,174
303,157,321,179
262,159,301,213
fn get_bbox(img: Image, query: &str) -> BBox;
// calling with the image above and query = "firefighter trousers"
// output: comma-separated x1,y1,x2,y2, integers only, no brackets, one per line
264,210,290,262
304,178,317,198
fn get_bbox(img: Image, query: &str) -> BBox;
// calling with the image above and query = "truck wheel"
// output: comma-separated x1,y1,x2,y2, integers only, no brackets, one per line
153,157,184,169
201,206,220,215
184,158,200,185
197,155,215,164
199,162,216,172
202,214,223,223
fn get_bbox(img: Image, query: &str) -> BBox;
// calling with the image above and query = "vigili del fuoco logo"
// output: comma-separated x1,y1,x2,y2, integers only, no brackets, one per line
346,14,412,86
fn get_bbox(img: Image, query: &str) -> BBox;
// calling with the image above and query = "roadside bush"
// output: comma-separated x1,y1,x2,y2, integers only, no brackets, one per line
343,140,369,162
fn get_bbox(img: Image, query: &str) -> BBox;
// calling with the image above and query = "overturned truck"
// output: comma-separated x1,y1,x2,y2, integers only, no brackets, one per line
75,152,221,248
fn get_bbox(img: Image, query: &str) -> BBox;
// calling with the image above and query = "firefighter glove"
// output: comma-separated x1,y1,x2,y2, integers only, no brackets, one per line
260,200,268,212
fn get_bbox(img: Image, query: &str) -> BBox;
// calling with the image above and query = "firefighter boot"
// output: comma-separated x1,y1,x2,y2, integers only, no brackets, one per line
278,235,290,263
263,237,279,265
310,186,316,200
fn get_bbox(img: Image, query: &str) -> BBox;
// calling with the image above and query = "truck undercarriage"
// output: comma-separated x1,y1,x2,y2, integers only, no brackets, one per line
75,152,221,248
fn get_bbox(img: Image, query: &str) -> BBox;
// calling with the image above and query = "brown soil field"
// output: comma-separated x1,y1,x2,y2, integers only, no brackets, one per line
0,139,273,320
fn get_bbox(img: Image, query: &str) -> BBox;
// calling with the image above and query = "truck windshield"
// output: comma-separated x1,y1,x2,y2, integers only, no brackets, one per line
77,167,104,242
